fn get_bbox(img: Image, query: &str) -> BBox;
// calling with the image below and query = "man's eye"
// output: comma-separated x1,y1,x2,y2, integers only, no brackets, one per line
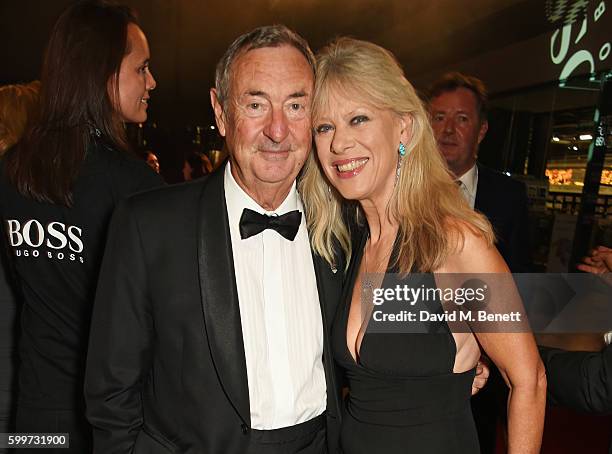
139,65,149,74
248,103,261,110
432,114,444,122
315,124,333,134
351,115,369,125
458,115,469,122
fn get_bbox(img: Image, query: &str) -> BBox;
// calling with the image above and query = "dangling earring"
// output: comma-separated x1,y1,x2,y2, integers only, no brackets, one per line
327,183,332,202
395,142,406,183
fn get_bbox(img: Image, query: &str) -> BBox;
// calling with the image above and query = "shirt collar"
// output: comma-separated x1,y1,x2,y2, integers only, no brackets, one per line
457,163,478,199
224,162,301,228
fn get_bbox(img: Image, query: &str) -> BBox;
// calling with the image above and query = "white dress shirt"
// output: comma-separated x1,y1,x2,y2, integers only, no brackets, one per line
457,164,479,209
224,163,327,430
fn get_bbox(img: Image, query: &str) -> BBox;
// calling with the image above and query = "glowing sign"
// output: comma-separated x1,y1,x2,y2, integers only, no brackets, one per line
549,1,609,84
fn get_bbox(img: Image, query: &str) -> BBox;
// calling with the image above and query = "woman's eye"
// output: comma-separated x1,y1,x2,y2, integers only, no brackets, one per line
315,124,333,134
290,103,302,111
248,103,260,110
351,115,369,125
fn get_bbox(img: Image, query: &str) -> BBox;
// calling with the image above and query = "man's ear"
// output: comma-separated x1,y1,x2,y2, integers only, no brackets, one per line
210,88,227,137
477,120,488,145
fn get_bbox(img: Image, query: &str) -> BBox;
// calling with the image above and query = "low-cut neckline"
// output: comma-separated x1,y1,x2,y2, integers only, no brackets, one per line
342,229,460,372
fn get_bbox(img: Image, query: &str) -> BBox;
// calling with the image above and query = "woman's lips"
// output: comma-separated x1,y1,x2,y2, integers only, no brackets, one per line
332,157,368,179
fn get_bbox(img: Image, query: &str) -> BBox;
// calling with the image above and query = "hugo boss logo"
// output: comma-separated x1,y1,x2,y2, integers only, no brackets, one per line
5,219,85,263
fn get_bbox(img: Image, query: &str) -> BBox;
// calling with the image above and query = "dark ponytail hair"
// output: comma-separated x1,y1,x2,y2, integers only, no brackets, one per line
4,0,138,205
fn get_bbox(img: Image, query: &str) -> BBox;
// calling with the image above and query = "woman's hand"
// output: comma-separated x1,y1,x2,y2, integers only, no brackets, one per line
471,358,490,395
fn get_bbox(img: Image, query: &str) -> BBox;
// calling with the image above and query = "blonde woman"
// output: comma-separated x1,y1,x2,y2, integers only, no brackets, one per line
0,82,40,154
299,37,546,453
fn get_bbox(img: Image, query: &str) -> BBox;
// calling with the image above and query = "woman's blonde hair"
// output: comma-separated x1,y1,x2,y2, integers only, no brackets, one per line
299,37,493,273
0,81,40,155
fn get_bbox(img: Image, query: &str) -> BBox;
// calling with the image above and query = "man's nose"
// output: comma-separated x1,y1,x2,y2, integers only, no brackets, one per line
443,117,456,134
263,107,289,143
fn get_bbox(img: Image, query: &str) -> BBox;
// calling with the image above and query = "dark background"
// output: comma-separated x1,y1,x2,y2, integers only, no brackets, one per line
0,0,560,128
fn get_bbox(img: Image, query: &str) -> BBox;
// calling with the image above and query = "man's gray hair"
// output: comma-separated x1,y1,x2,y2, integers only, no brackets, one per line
214,24,316,109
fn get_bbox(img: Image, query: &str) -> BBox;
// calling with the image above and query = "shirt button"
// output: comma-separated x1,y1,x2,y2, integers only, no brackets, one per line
241,423,249,434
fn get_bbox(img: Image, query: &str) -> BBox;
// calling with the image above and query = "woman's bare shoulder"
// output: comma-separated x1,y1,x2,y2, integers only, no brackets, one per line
440,217,508,274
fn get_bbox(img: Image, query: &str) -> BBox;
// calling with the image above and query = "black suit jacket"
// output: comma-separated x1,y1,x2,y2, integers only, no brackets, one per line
540,345,612,413
475,164,531,272
85,168,344,454
539,345,612,453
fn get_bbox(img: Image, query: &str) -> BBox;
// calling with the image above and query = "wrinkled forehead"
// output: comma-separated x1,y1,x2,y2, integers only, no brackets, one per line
229,45,314,96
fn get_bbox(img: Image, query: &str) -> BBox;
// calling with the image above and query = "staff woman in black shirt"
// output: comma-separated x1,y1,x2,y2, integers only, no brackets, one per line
0,1,162,451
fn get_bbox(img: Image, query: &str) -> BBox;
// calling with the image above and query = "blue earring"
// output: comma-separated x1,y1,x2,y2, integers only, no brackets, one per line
396,142,406,184
399,142,406,156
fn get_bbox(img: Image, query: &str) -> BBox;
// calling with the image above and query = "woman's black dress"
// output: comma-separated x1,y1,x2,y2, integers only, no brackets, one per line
332,231,480,453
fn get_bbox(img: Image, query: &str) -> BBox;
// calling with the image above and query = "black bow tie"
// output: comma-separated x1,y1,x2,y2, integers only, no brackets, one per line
239,208,302,241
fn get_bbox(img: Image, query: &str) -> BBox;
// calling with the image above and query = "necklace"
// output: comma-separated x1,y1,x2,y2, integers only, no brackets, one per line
362,244,374,291
362,235,380,291
362,231,396,291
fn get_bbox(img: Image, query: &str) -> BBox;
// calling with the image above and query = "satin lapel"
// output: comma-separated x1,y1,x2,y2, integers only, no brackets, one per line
197,169,250,425
311,251,344,419
312,252,344,324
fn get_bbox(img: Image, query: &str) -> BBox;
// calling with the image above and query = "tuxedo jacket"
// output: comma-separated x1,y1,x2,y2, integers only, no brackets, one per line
474,164,531,272
85,168,345,454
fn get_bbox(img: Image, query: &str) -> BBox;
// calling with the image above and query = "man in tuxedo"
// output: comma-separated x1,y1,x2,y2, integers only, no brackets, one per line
85,25,344,454
427,72,532,454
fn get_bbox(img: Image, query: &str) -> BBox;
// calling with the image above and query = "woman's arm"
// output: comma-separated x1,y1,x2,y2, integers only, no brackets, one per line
442,225,547,454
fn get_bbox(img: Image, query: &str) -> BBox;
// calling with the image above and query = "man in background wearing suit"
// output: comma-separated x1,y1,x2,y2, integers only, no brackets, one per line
540,343,612,452
85,25,344,454
427,72,531,273
540,246,612,453
427,72,532,454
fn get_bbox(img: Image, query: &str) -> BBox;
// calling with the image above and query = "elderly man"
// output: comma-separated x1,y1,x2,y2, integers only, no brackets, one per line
85,25,342,454
85,27,487,454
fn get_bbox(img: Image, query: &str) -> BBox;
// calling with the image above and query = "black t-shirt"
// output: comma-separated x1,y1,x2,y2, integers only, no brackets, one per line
0,142,163,409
